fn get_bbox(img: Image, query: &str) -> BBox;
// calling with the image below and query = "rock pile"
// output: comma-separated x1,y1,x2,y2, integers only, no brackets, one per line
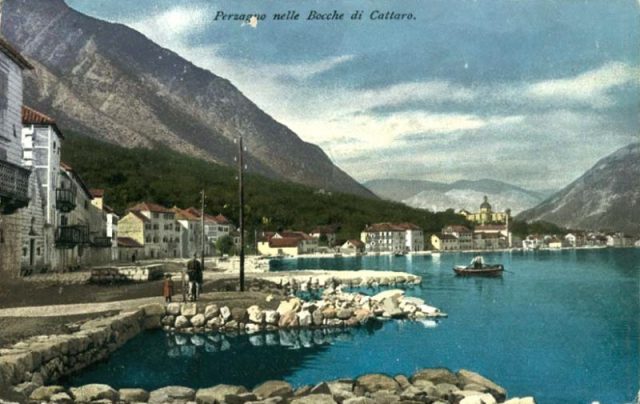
161,289,445,333
20,368,536,403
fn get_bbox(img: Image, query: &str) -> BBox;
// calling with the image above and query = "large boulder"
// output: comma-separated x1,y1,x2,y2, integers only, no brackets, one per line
119,388,149,402
253,380,294,399
411,368,459,386
290,394,337,404
50,392,73,403
167,302,181,315
355,374,400,393
220,306,232,321
312,310,324,326
277,298,302,316
175,315,190,329
30,385,66,401
278,311,299,328
456,370,506,402
459,393,498,404
371,290,404,302
264,310,279,325
232,307,248,322
297,310,312,327
248,305,265,323
204,304,220,319
69,384,118,402
149,386,196,404
503,397,536,404
191,314,206,327
181,303,198,317
381,298,403,318
337,309,354,320
196,384,248,404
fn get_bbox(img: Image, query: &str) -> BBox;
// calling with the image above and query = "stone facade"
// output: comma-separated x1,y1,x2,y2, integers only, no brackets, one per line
0,38,32,277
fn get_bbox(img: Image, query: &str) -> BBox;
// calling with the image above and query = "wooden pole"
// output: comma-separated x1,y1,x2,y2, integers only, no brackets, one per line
238,136,245,292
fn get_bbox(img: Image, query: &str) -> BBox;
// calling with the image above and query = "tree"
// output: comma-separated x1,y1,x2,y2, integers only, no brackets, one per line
216,235,235,256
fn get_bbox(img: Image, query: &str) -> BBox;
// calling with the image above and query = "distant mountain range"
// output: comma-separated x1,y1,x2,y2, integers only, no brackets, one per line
364,178,552,214
517,142,640,234
1,0,375,199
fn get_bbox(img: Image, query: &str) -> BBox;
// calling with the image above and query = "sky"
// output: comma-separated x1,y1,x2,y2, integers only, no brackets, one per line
66,0,640,191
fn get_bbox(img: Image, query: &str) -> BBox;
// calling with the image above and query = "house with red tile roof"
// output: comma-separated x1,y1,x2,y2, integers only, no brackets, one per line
118,201,180,259
257,230,319,256
360,222,424,252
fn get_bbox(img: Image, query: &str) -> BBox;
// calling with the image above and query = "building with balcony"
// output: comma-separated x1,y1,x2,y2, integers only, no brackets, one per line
173,207,207,259
0,37,33,277
91,189,119,261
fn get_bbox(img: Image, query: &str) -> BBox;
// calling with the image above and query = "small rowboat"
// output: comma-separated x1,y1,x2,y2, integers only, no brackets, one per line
453,256,504,277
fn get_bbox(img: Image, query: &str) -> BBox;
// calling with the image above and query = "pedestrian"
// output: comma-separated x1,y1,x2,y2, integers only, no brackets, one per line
195,258,204,299
163,273,174,302
186,253,201,301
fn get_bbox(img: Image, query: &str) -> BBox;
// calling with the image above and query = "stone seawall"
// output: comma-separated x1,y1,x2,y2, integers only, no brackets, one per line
19,368,536,404
0,304,164,399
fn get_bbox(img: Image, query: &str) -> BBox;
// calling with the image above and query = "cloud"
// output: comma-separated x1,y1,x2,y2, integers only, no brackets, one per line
117,5,638,189
525,62,640,108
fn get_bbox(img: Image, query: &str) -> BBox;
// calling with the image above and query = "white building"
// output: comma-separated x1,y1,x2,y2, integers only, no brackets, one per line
360,223,424,252
20,106,64,273
442,225,473,250
0,37,33,277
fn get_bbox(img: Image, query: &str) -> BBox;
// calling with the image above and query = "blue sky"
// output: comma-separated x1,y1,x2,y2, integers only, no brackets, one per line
67,0,640,190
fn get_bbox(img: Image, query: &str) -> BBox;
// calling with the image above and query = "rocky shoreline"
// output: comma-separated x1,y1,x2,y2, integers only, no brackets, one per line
15,367,535,403
161,288,446,333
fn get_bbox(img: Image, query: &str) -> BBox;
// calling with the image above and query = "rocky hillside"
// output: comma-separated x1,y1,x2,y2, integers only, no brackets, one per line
0,0,375,198
517,143,640,234
365,178,548,214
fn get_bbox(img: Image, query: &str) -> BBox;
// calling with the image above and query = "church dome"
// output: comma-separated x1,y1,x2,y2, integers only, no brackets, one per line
480,196,492,210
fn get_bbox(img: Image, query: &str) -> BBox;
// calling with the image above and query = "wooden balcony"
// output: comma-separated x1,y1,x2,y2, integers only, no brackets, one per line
0,159,30,214
55,225,90,248
56,187,76,213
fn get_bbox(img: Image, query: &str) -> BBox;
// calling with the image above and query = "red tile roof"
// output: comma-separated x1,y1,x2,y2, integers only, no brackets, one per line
172,207,200,221
345,239,365,248
0,36,33,70
128,202,174,214
364,223,421,232
280,231,314,241
117,237,143,248
269,237,301,248
475,224,507,231
21,106,66,139
128,211,150,222
213,214,231,225
443,225,472,234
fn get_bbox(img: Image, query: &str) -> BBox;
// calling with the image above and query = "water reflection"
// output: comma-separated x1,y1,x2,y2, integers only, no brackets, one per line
164,322,389,358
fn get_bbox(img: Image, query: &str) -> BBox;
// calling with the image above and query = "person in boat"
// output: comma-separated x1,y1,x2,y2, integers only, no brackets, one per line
472,256,484,269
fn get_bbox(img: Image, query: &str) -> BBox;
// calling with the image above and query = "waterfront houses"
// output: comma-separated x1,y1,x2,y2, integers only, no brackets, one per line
0,37,32,276
340,239,365,254
257,231,319,256
172,207,207,258
360,223,425,253
310,224,338,246
118,202,180,260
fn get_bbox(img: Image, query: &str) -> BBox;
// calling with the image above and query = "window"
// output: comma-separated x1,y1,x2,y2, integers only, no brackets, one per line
53,141,56,150
146,236,151,243
153,213,159,219
145,224,151,230
153,224,159,230
37,247,41,255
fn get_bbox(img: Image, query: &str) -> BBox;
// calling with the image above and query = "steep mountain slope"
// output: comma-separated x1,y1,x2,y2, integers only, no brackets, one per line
365,178,548,214
1,0,375,198
517,143,640,234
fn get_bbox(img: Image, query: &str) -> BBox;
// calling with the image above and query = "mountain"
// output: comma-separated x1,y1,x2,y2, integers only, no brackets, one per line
364,178,549,214
0,0,375,198
517,143,640,234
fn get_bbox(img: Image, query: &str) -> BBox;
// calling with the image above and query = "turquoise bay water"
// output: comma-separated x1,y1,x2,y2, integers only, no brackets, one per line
68,249,639,404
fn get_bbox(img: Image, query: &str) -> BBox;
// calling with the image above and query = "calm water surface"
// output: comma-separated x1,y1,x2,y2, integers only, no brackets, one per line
68,249,639,404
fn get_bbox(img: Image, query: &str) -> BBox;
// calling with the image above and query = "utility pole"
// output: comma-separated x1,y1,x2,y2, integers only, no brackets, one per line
200,190,206,270
238,135,245,292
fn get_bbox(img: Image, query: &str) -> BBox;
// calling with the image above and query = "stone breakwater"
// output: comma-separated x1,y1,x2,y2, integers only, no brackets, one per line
161,289,446,334
16,368,536,403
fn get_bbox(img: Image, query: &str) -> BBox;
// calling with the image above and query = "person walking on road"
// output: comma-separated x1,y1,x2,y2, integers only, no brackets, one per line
186,253,202,301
